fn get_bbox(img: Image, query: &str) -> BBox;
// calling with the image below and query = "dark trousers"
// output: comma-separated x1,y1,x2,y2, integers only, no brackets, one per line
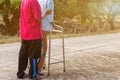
17,39,41,78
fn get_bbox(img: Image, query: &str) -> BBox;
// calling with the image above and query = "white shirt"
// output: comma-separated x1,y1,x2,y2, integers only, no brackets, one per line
38,0,54,31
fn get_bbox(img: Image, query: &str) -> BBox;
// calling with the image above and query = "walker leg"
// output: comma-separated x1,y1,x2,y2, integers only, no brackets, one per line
48,31,52,76
62,30,66,72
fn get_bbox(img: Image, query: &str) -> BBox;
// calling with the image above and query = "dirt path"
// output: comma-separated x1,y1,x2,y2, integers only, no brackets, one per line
0,33,120,80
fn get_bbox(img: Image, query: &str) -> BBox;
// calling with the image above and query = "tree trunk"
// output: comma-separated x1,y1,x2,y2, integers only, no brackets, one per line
2,0,10,35
2,0,19,35
109,19,115,30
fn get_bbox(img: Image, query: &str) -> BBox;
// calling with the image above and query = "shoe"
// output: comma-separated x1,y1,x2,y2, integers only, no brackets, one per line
43,64,46,69
30,77,39,80
37,75,43,79
17,73,29,79
29,75,37,79
38,72,44,76
38,70,44,76
30,75,43,80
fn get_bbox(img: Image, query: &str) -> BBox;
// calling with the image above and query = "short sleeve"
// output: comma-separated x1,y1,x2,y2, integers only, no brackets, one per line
47,0,54,22
31,0,41,20
47,0,54,10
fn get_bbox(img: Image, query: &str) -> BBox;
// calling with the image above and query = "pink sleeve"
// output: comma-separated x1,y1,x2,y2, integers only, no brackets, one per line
31,0,41,20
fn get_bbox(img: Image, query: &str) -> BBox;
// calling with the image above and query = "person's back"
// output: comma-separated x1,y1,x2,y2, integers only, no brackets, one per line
38,0,54,31
20,0,42,40
18,0,42,79
18,0,53,79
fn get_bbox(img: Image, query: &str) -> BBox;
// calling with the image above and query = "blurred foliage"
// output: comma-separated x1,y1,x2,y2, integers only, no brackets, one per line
0,0,120,35
0,0,20,35
54,0,120,33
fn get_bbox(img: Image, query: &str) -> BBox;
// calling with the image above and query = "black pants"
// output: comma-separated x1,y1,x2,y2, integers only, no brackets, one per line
17,39,41,78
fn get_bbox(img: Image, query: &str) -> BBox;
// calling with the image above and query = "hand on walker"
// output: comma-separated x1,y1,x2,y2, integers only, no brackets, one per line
52,23,63,30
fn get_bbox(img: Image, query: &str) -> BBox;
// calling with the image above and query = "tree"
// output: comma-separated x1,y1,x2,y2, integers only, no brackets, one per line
54,0,79,21
92,0,120,30
0,0,20,35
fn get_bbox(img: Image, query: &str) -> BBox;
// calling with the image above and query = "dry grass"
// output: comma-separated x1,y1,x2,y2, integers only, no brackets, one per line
0,34,20,44
0,29,120,44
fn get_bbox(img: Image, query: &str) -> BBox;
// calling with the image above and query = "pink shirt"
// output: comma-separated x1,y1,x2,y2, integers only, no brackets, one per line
20,0,42,40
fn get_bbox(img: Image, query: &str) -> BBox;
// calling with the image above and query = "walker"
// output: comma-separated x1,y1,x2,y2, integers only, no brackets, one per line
48,25,66,75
